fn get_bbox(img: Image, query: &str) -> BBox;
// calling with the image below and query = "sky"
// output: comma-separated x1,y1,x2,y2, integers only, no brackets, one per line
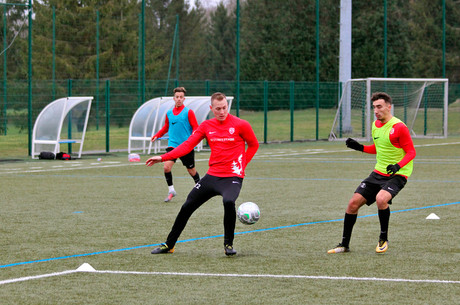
188,0,230,9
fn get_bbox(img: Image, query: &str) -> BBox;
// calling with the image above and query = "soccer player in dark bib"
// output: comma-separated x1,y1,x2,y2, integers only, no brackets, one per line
146,92,259,256
328,92,416,254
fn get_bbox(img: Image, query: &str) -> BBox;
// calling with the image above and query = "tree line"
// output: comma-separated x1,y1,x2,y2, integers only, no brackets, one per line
2,0,459,83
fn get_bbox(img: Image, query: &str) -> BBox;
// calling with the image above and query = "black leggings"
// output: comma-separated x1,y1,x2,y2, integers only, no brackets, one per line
165,174,243,247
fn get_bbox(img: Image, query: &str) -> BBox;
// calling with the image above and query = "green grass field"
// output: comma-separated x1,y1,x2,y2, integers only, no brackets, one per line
1,139,459,304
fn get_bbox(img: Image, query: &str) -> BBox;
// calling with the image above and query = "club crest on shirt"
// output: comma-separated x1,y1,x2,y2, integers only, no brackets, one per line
390,128,395,135
229,127,235,134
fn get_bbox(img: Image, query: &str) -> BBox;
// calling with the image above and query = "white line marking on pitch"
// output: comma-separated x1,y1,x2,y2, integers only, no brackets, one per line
0,162,144,175
91,270,460,284
414,142,460,147
0,270,77,285
1,263,458,286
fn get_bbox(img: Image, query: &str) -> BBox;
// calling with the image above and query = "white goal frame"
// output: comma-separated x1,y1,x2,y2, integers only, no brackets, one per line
329,78,449,141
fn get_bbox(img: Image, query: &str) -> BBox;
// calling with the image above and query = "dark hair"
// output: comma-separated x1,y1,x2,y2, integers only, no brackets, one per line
211,92,227,104
173,87,186,94
371,92,392,104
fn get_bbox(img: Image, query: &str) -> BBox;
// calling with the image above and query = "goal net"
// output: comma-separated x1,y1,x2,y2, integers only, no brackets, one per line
329,78,449,141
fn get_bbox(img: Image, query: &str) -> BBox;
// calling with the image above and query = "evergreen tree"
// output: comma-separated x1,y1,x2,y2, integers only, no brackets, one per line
409,0,448,78
205,2,236,80
2,0,460,82
240,0,317,81
146,0,208,80
0,0,29,79
445,0,460,82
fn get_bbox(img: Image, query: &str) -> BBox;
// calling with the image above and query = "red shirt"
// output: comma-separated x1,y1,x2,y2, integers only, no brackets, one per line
153,105,199,139
363,120,416,176
161,114,259,178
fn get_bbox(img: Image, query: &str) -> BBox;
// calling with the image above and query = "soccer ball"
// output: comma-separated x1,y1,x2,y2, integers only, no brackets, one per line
237,202,260,225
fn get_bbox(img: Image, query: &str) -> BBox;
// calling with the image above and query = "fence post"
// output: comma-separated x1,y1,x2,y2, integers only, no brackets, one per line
137,13,142,108
27,0,32,156
52,6,56,100
263,80,268,143
105,80,110,152
96,10,100,129
67,79,73,154
3,5,7,135
290,81,295,142
424,90,428,136
205,80,210,96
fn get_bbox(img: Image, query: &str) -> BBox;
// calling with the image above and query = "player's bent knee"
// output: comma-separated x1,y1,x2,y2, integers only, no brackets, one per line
375,192,391,208
346,198,364,214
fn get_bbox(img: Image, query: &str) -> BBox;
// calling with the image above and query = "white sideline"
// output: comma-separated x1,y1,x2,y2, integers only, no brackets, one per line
1,263,459,285
0,270,76,285
1,158,210,175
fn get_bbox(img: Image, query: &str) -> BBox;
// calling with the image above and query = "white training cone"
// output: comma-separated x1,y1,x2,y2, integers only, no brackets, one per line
76,263,96,272
426,213,440,220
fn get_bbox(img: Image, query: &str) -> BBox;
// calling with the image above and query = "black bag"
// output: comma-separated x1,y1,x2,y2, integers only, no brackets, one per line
38,151,55,160
56,152,71,160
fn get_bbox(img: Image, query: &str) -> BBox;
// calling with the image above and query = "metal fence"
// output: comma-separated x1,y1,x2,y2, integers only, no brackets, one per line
1,79,459,158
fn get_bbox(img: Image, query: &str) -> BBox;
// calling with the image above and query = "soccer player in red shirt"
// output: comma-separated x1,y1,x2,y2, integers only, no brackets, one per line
146,92,259,256
151,87,200,202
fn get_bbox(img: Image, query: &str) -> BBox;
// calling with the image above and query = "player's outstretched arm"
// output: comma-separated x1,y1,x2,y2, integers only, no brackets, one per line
145,156,162,166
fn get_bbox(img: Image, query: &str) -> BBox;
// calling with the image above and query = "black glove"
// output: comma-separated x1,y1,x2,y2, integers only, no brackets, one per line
345,138,364,152
386,164,401,176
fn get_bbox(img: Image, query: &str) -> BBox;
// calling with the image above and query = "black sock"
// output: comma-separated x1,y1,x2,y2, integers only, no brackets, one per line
341,213,357,248
378,207,390,241
192,172,200,184
165,172,173,186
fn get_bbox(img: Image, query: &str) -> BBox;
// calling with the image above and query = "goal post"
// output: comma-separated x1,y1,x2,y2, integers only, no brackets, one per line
329,78,449,141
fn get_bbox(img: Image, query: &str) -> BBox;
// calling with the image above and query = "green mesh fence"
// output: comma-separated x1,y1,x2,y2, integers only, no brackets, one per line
1,79,459,158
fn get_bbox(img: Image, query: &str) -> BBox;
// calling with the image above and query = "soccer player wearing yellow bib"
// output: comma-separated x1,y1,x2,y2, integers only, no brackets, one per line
328,92,416,254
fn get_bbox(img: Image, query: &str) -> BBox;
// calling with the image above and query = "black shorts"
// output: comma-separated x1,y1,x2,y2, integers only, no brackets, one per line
355,171,407,206
165,147,195,169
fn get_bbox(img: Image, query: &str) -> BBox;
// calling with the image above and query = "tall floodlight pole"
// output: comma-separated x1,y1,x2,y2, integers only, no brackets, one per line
339,0,352,133
236,0,240,117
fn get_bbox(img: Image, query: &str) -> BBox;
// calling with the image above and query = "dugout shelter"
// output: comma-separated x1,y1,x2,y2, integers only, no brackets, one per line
128,96,233,154
31,97,93,159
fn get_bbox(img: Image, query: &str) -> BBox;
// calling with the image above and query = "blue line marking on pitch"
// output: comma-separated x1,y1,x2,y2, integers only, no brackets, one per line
1,201,458,269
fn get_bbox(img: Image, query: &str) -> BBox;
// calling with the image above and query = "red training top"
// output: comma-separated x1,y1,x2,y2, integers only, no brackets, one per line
161,114,259,178
363,120,416,177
